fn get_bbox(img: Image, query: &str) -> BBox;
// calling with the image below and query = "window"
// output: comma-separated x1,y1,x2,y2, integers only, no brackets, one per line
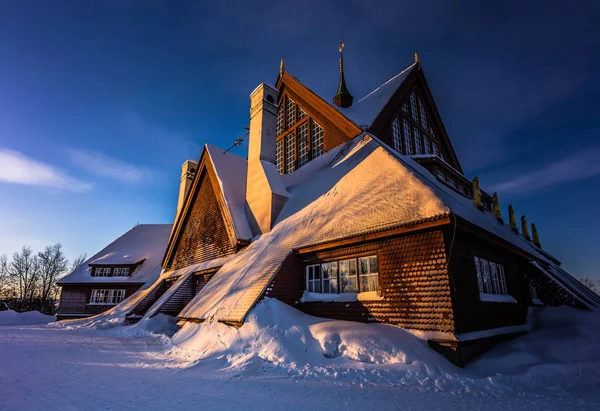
285,132,296,174
94,266,130,277
410,92,418,122
447,178,457,189
392,117,402,153
276,140,284,174
432,142,439,156
414,128,422,154
474,257,509,296
403,119,412,155
322,262,338,293
113,267,121,276
90,289,126,305
458,185,466,195
297,105,307,121
339,259,358,293
423,135,430,154
305,255,379,295
530,282,540,302
121,267,129,276
297,122,309,168
436,170,445,182
359,256,379,292
276,102,285,136
306,265,321,293
402,103,408,114
419,99,428,129
311,120,324,159
286,97,296,128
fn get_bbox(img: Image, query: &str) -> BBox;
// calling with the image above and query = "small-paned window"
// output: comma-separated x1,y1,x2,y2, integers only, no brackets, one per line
359,256,379,292
410,92,418,122
285,132,296,174
458,185,466,195
306,264,321,293
474,256,509,296
297,106,307,121
403,119,413,155
121,267,129,276
305,256,379,295
436,170,445,182
276,140,284,174
286,97,296,128
90,289,126,304
311,120,324,159
322,262,338,293
447,178,457,188
423,135,430,154
414,128,422,154
339,259,358,293
392,117,402,153
276,102,285,136
419,99,428,129
402,103,409,114
432,141,439,156
297,122,309,168
113,267,122,276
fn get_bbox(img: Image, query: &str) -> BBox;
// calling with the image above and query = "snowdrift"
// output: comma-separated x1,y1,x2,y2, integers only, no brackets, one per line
0,310,54,326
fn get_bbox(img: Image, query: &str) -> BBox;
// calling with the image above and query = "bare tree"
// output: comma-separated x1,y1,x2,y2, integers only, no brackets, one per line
8,246,40,301
0,254,12,299
70,253,87,272
37,244,68,302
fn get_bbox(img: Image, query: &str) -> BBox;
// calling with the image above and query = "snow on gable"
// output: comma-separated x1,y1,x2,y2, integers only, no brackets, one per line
205,145,253,241
178,134,449,324
58,224,172,285
336,63,417,129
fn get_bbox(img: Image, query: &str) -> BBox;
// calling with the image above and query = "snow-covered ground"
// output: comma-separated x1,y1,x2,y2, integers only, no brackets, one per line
0,309,54,326
1,300,599,410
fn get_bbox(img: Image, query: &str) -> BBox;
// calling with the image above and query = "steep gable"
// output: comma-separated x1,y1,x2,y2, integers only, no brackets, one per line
162,147,249,271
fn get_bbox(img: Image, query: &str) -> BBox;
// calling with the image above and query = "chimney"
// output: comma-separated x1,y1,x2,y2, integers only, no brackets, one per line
176,160,197,218
245,83,290,236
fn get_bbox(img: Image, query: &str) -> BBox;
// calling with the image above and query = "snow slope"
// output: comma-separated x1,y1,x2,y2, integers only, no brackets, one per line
0,310,54,326
1,301,599,410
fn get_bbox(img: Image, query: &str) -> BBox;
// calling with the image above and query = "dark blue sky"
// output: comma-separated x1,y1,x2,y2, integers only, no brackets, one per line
1,1,599,279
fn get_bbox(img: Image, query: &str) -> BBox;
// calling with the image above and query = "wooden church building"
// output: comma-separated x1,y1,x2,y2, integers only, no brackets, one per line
125,48,600,365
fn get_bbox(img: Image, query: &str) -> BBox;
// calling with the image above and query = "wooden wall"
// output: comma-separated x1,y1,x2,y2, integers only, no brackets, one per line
57,283,142,317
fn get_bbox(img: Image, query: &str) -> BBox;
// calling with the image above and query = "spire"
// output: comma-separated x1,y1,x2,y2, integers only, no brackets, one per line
521,216,531,240
472,176,483,209
279,58,284,76
532,223,541,247
508,205,518,233
333,40,354,108
492,192,503,224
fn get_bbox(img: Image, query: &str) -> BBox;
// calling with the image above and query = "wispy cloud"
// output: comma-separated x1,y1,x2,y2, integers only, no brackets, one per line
68,149,163,184
490,146,600,194
0,149,92,192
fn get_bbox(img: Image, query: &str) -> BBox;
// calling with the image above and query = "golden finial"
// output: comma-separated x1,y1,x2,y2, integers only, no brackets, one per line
339,40,345,55
532,223,541,247
279,58,284,75
492,192,503,224
414,51,419,63
521,216,531,240
508,205,518,233
472,177,483,209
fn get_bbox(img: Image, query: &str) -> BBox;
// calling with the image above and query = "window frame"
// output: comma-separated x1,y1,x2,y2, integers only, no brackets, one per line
474,256,514,302
89,288,127,305
304,254,380,296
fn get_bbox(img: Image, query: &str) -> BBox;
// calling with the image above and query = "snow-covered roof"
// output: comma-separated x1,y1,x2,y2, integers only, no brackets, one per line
205,145,253,241
335,63,417,129
58,224,172,284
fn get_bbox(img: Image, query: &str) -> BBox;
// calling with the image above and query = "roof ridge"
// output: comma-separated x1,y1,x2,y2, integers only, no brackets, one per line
355,62,417,104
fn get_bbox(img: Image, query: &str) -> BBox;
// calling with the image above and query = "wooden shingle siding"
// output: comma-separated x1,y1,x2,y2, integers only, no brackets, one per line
527,264,587,309
57,284,142,317
446,227,529,334
169,170,237,271
160,275,195,317
263,253,304,306
131,280,169,316
273,229,455,333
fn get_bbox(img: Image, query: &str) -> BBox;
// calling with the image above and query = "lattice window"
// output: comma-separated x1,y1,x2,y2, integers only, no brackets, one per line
276,140,284,174
403,119,412,155
285,132,296,173
276,101,285,136
432,141,439,156
311,120,324,159
410,92,418,122
286,96,296,128
297,122,309,168
423,134,430,154
297,105,307,121
414,127,422,154
392,117,402,153
474,256,509,295
304,256,378,295
90,289,126,304
436,170,445,182
419,98,428,129
402,103,408,114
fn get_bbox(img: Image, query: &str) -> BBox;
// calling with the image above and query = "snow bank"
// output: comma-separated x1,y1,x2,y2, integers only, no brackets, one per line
0,310,54,326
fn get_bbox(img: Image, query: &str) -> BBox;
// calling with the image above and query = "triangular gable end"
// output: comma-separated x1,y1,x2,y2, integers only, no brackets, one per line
162,147,243,271
368,64,463,173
